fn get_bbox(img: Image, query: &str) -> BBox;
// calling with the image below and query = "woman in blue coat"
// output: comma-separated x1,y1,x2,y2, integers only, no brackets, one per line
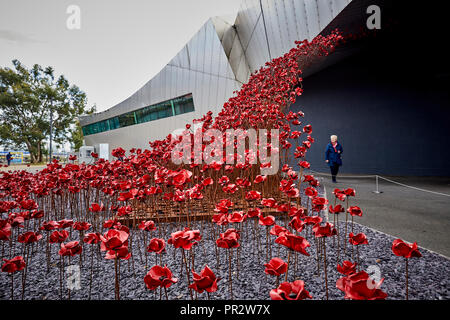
325,135,343,183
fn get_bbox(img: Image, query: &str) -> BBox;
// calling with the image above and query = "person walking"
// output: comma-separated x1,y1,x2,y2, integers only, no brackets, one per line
325,135,343,183
6,152,12,166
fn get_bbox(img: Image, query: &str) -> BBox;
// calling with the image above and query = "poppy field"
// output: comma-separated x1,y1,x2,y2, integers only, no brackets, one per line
1,30,449,301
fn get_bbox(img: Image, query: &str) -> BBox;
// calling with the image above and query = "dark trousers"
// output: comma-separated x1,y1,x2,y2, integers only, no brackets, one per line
330,163,339,182
7,160,11,166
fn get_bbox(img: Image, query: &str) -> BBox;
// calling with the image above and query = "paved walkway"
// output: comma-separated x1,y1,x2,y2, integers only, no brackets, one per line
0,164,47,173
318,173,450,258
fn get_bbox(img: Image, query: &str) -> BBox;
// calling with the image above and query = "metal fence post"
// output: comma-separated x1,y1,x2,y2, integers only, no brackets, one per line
372,175,383,194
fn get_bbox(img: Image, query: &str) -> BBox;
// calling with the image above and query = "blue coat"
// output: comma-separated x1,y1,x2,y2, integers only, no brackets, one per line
325,142,343,166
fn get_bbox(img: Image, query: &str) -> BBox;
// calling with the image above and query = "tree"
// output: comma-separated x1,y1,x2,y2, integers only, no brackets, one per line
0,60,95,163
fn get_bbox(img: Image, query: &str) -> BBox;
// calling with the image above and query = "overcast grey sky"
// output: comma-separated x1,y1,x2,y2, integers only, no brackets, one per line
0,0,241,112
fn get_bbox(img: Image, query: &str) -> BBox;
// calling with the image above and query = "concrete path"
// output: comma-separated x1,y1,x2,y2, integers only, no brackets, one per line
0,164,46,173
318,173,450,258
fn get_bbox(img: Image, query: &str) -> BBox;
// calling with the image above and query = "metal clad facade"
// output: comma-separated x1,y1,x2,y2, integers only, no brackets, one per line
81,0,350,154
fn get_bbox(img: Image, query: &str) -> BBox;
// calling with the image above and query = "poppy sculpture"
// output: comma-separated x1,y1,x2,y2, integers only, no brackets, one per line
392,239,422,300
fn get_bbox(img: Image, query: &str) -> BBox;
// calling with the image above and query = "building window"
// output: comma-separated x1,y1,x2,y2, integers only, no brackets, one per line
81,93,195,136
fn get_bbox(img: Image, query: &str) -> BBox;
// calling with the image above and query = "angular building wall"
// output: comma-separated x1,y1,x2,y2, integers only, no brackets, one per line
80,0,351,155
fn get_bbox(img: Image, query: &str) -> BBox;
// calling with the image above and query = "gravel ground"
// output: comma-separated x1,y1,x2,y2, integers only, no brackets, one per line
1,187,449,300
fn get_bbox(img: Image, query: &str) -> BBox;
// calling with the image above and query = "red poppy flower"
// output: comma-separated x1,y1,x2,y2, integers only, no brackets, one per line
8,215,24,228
391,239,422,258
168,169,192,186
298,161,310,169
247,207,261,218
228,211,246,223
288,216,305,232
276,204,289,213
329,204,345,214
222,183,238,194
139,220,156,232
347,206,363,217
1,256,26,273
189,265,219,293
202,177,213,186
59,241,82,256
336,271,387,300
304,187,318,198
245,190,261,201
275,233,310,255
144,265,178,290
259,215,275,226
218,176,230,185
73,221,91,231
212,213,229,226
344,188,356,197
288,207,305,218
117,205,133,216
264,257,288,276
83,232,101,244
17,231,42,244
270,224,288,237
311,197,328,211
147,238,166,254
303,125,312,134
312,222,337,238
284,187,299,198
333,189,347,201
337,260,357,275
57,219,74,229
103,219,120,229
216,228,240,249
270,280,312,300
19,199,38,210
214,199,233,213
100,229,129,252
105,245,131,260
0,220,11,240
89,203,105,212
253,175,266,184
49,230,69,243
303,216,323,225
167,228,201,250
348,232,368,246
261,198,277,208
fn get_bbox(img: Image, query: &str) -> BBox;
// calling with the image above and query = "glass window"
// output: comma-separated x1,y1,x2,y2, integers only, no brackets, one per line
81,93,194,136
118,112,136,127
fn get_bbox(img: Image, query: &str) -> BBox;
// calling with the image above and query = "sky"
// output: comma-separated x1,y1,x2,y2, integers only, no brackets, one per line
0,0,242,113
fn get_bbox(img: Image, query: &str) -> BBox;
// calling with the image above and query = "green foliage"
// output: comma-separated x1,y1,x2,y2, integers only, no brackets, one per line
0,60,95,162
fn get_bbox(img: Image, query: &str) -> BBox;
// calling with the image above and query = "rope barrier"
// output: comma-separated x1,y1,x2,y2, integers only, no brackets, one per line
377,175,450,198
302,169,450,198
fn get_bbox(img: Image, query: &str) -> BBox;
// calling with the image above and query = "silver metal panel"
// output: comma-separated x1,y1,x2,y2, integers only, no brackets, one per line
178,46,190,69
209,74,218,109
317,0,333,31
262,0,283,59
283,0,299,45
184,67,190,96
293,0,309,41
245,16,269,71
204,21,214,75
235,0,260,51
332,0,352,17
304,0,320,39
162,69,169,101
210,26,222,77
